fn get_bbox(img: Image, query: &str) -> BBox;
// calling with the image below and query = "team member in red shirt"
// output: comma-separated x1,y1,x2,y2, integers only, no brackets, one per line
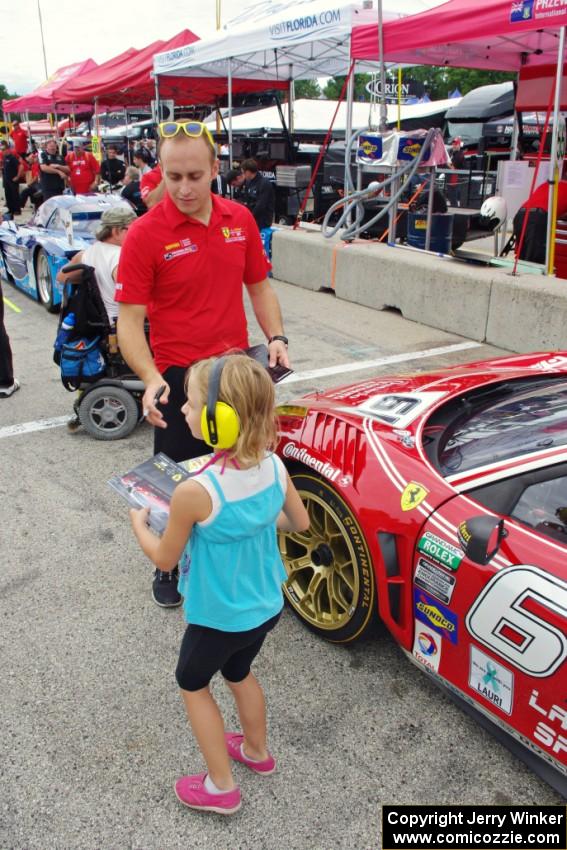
66,141,100,194
140,163,163,208
116,121,289,607
10,120,29,158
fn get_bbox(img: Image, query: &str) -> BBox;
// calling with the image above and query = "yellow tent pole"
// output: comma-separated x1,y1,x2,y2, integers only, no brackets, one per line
548,165,559,275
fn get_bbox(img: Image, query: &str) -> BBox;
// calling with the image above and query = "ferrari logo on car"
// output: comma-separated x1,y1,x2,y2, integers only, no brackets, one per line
401,481,428,511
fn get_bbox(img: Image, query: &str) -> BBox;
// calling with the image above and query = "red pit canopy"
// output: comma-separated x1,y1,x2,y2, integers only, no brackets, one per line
55,30,202,106
517,63,567,111
3,58,99,114
351,0,567,71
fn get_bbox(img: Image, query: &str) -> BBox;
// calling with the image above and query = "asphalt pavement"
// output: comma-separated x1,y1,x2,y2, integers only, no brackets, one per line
0,275,562,850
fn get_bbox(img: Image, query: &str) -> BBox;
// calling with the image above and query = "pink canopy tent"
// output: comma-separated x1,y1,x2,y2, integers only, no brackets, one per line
351,0,567,274
3,58,99,114
351,0,567,70
23,118,70,135
55,30,202,107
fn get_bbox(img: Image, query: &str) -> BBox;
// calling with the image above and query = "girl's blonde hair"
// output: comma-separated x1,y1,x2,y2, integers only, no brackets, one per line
188,354,277,466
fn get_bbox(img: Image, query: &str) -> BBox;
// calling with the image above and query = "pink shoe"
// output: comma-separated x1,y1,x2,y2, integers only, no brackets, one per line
225,732,276,775
174,772,241,815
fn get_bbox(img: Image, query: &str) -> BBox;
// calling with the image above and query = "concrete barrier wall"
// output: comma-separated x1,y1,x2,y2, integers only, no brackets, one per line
271,228,341,292
487,274,567,351
271,228,567,352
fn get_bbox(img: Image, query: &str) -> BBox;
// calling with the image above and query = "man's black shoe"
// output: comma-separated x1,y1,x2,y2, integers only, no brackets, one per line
152,567,182,608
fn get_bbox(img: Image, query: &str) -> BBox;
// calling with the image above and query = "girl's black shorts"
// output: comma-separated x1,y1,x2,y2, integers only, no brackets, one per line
175,611,281,692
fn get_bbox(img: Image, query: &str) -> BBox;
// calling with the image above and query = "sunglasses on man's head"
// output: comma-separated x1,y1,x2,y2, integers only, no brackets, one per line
158,121,215,148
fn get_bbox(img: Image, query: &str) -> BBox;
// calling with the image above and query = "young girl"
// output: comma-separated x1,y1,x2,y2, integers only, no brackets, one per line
129,354,309,815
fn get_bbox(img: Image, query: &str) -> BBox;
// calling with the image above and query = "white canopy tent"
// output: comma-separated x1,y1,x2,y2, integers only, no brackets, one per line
205,96,459,133
153,0,447,146
153,0,441,82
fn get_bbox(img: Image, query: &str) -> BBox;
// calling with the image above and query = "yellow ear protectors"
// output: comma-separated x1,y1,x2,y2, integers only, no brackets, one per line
200,357,240,449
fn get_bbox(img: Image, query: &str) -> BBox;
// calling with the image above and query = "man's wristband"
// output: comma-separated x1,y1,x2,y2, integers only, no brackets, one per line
268,335,288,346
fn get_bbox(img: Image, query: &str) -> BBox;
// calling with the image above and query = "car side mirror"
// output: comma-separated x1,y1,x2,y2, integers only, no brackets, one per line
457,515,507,566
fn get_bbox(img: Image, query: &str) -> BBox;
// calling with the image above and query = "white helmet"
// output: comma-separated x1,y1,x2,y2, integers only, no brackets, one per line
480,195,507,228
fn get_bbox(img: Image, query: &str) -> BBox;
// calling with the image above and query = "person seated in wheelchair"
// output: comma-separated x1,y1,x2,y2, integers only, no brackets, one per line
56,206,138,433
57,206,136,323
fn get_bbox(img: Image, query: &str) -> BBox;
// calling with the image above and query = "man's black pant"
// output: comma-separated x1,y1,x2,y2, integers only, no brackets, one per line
20,181,42,210
3,179,21,215
0,278,14,388
153,365,210,463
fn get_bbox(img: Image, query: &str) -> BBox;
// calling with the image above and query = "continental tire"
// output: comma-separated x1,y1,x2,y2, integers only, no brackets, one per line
35,249,58,313
279,472,376,643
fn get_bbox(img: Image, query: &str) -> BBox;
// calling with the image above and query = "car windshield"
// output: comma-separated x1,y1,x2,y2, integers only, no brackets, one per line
446,121,484,146
425,377,567,476
71,211,103,234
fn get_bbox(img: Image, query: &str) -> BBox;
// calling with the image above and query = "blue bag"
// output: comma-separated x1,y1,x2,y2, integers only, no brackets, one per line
60,336,106,388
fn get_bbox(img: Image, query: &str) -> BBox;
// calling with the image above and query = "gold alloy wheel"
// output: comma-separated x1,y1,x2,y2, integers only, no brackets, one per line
279,473,376,643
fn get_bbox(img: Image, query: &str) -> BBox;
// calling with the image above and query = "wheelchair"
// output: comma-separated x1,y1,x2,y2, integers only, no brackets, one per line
55,263,146,440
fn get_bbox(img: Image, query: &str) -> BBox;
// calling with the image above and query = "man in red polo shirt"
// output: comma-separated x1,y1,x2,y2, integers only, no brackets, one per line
140,162,163,208
66,141,100,195
10,120,29,158
116,122,289,607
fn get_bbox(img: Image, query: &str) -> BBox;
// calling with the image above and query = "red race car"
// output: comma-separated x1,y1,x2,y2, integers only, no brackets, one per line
276,351,567,795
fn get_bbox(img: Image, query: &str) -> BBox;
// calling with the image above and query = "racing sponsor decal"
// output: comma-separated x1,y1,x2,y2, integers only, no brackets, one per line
531,354,567,371
221,226,246,243
154,43,195,70
412,623,441,672
411,655,567,777
163,238,198,260
511,0,567,24
398,138,427,161
466,566,567,677
352,391,446,428
269,7,343,42
414,557,456,605
457,519,471,550
417,532,463,571
414,589,458,644
469,647,513,715
510,0,534,21
529,689,567,758
393,428,415,448
357,134,382,162
401,481,429,512
282,442,341,482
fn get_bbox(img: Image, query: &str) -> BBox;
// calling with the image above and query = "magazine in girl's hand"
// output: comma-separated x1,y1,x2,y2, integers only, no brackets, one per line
108,452,211,534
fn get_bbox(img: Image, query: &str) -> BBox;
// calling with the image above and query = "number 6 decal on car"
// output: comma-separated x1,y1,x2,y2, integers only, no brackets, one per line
466,566,567,677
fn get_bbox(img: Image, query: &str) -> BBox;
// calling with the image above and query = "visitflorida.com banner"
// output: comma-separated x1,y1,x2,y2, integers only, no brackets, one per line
382,805,566,850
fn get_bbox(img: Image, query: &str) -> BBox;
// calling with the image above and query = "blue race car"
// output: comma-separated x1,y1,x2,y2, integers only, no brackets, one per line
0,194,133,312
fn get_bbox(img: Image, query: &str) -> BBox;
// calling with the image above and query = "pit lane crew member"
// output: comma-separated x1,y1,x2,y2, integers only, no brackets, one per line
10,120,29,159
133,148,152,177
241,158,275,230
139,162,163,208
100,144,126,188
120,166,146,215
57,205,135,322
0,141,24,218
116,120,290,608
39,139,69,201
66,141,100,195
